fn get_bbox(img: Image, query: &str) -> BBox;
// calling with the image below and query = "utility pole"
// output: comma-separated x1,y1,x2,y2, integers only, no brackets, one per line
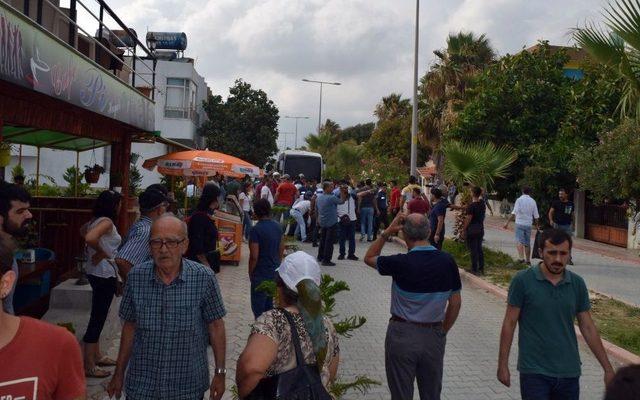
410,0,420,177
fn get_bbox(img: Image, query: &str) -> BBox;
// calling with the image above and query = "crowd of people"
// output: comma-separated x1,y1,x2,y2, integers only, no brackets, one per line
0,173,638,400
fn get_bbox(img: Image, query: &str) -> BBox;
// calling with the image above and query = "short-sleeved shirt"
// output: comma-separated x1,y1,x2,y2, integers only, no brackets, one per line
376,190,388,210
551,200,574,226
239,192,252,212
117,215,153,267
390,188,401,209
249,219,283,279
376,246,462,323
251,308,339,390
507,264,590,378
119,259,226,399
276,182,298,206
261,185,274,206
512,194,540,226
408,197,430,215
0,317,85,400
292,199,311,215
401,184,421,202
316,193,344,227
359,188,375,208
429,199,449,235
466,200,486,226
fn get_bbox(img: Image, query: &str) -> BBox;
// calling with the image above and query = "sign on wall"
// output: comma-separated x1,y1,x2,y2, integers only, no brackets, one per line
0,2,154,132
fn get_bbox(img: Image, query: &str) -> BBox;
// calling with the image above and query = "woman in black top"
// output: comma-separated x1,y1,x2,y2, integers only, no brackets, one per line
187,183,221,273
461,186,486,275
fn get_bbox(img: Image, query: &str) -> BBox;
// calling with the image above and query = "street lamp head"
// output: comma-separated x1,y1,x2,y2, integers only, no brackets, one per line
302,78,310,82
332,82,341,86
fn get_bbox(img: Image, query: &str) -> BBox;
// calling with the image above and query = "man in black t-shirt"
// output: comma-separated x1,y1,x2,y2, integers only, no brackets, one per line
548,189,574,234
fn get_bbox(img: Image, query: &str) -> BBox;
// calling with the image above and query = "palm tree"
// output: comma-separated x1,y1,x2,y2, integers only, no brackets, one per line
442,141,516,189
304,131,333,157
419,31,496,171
572,0,640,119
374,94,411,122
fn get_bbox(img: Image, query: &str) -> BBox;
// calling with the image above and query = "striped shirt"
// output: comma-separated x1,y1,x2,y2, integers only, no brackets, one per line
116,216,152,266
119,259,226,399
377,246,461,323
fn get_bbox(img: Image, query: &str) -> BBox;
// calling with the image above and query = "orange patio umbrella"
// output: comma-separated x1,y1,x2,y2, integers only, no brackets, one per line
142,149,263,178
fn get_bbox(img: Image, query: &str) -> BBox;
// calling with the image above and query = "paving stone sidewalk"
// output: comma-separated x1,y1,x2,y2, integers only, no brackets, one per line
89,239,611,400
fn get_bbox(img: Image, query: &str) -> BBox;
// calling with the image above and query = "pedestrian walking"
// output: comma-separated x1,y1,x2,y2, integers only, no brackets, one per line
407,187,430,215
248,199,285,319
0,182,32,315
428,188,448,250
81,190,122,378
549,188,574,234
239,182,254,241
357,179,376,242
115,187,169,278
373,182,389,240
364,213,462,400
108,215,227,400
186,183,221,273
236,252,339,399
316,181,347,266
337,184,358,260
461,186,486,275
498,228,615,399
0,232,86,400
504,187,540,264
290,192,312,242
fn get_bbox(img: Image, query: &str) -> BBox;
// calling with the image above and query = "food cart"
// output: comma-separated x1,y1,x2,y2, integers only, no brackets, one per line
215,196,243,265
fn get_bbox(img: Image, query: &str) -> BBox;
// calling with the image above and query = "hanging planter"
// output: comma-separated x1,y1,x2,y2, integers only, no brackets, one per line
0,143,12,167
84,164,105,184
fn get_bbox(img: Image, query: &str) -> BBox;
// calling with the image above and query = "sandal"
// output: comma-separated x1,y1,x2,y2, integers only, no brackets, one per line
96,356,117,367
86,366,111,378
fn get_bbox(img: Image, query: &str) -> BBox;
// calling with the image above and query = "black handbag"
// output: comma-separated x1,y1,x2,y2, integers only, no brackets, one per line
339,199,352,226
245,309,332,400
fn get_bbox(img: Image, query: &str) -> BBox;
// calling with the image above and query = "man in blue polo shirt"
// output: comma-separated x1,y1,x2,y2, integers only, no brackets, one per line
364,212,462,400
498,228,615,399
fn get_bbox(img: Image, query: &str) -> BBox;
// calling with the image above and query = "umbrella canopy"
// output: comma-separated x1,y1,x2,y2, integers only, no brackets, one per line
142,149,262,178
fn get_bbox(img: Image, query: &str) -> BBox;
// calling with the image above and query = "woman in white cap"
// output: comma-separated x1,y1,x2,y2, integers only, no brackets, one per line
236,251,340,398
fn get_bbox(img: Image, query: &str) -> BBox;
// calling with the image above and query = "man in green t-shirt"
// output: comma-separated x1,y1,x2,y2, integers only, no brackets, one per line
497,228,615,399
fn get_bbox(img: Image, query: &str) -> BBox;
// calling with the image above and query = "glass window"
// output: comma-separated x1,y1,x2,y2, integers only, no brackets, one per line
164,78,197,120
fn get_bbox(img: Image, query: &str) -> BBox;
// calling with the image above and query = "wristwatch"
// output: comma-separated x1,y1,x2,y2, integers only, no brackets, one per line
214,367,227,375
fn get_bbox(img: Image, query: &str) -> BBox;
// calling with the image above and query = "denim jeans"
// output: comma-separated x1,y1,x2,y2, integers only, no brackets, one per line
520,373,579,400
360,207,374,240
338,221,356,257
291,209,307,241
250,276,274,319
242,210,252,240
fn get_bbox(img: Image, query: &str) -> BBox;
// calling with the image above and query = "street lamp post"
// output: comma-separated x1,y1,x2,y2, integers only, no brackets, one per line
410,0,419,177
283,116,310,148
302,79,341,134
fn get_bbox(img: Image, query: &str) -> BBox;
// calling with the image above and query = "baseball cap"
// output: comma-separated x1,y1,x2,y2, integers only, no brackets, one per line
139,189,169,212
276,251,321,293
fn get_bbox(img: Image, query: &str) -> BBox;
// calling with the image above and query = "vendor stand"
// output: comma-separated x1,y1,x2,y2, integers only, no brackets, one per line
142,149,262,265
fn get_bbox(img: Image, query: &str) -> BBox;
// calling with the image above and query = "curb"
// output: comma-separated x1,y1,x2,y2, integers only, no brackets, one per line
390,236,640,365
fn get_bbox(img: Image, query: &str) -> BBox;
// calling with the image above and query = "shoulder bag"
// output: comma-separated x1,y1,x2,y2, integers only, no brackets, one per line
245,309,332,400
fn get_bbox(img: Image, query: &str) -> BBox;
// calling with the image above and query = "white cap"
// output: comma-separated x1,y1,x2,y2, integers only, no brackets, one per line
276,251,321,293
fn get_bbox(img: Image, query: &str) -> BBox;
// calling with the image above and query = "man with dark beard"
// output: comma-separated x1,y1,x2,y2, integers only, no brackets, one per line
0,182,32,314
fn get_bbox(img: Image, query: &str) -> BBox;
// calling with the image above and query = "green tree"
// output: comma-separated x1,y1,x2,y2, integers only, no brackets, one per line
573,0,640,119
374,93,411,122
341,122,375,144
572,120,640,209
200,79,279,167
442,141,516,189
448,42,572,199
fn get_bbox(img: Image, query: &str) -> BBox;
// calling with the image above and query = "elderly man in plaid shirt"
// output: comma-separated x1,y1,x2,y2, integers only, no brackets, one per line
108,215,227,400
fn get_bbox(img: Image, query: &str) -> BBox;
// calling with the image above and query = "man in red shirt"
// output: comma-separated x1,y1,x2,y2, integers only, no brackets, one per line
407,187,430,215
390,180,402,217
0,234,86,400
274,174,299,232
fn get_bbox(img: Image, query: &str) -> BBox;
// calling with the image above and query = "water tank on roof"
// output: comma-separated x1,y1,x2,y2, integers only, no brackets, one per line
146,32,187,51
112,29,138,48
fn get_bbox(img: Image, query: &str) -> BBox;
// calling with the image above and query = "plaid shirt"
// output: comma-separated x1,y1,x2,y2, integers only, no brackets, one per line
120,259,226,399
116,216,152,266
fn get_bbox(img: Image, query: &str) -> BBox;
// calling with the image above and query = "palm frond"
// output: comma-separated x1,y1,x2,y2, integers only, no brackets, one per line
572,23,626,67
442,141,516,189
603,0,640,52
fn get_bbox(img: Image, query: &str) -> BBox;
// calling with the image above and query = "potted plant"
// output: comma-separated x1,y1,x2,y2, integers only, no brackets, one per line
0,142,13,167
84,164,105,184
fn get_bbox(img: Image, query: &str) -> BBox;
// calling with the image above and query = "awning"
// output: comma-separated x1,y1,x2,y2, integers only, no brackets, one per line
2,125,109,151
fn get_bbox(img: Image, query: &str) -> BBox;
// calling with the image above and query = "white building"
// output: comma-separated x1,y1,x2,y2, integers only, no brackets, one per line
4,34,210,190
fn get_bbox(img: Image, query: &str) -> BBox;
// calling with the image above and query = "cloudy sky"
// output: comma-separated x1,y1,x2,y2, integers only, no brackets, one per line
78,0,604,147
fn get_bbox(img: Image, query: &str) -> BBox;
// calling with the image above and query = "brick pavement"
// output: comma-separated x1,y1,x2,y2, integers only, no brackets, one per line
90,239,610,400
453,214,640,306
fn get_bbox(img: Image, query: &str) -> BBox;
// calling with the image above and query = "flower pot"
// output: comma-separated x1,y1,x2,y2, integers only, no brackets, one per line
0,148,11,167
84,169,100,184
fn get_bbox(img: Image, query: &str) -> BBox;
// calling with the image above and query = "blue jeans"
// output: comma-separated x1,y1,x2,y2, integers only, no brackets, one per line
360,207,374,240
553,223,573,235
338,221,356,257
520,373,579,400
291,209,307,241
250,276,274,319
242,210,252,240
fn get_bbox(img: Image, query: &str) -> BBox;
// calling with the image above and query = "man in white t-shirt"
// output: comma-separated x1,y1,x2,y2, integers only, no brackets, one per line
290,192,312,241
260,177,274,206
504,187,540,264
